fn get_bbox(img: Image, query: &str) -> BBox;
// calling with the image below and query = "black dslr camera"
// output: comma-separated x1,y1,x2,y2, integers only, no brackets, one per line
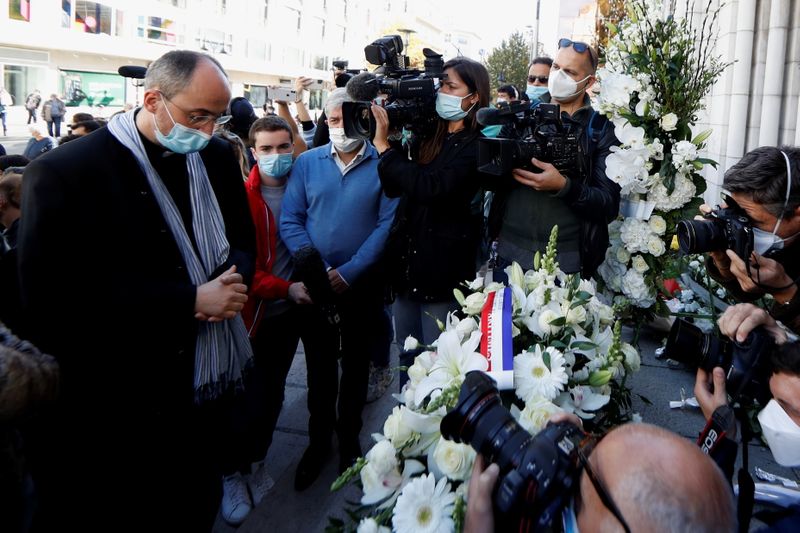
342,35,444,140
676,196,754,259
664,318,774,404
441,371,588,531
476,101,584,177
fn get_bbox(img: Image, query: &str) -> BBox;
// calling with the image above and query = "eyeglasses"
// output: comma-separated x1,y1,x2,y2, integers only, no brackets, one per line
159,92,232,127
558,38,599,69
576,437,632,533
528,75,549,84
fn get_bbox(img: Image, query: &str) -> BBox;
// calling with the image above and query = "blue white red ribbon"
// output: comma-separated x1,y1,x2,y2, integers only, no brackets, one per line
480,287,515,390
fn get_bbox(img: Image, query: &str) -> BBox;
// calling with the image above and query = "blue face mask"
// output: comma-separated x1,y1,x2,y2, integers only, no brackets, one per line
153,94,212,154
481,124,503,138
436,91,475,121
258,152,293,179
526,85,548,101
562,497,580,533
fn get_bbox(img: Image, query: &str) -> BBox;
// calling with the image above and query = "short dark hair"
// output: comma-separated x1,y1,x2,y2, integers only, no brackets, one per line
57,134,82,145
0,155,30,171
72,120,101,133
529,56,553,69
248,116,294,148
724,146,800,218
71,112,94,124
771,342,800,378
497,84,519,99
0,172,22,208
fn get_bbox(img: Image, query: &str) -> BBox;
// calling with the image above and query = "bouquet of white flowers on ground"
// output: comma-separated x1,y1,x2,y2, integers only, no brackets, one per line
329,227,641,532
595,0,730,316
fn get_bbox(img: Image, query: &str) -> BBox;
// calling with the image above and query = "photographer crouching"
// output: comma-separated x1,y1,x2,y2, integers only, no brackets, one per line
486,39,620,278
682,146,800,334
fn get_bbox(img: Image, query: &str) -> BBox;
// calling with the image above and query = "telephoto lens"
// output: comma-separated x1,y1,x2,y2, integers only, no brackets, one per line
440,371,586,532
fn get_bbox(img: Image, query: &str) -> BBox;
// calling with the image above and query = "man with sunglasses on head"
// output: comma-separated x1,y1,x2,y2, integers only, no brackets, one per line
703,146,800,335
17,50,255,530
464,413,736,532
488,38,620,279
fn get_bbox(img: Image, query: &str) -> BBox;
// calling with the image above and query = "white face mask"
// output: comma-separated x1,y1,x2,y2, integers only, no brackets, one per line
548,69,591,102
758,399,800,466
752,150,796,256
328,127,363,153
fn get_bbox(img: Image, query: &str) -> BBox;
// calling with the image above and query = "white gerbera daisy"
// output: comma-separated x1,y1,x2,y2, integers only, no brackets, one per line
392,474,455,533
514,345,569,402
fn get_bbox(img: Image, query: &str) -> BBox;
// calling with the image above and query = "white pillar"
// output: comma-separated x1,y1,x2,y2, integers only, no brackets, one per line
724,0,756,167
758,0,790,147
796,91,800,145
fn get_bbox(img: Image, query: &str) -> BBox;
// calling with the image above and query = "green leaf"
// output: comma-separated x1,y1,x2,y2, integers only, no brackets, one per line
570,341,598,351
695,157,718,168
691,129,713,145
548,316,567,327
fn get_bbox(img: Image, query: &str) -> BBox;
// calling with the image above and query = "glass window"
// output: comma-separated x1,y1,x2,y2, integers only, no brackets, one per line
198,28,232,54
137,16,182,44
73,1,112,35
10,0,31,21
61,0,71,28
246,38,267,61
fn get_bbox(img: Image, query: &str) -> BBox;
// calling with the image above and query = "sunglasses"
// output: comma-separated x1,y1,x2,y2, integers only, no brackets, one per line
576,435,632,533
558,38,599,69
528,75,549,84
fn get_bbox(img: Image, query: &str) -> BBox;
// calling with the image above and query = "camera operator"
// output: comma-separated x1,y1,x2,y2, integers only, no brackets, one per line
488,39,619,277
702,147,800,334
694,303,800,531
464,413,736,533
371,57,489,351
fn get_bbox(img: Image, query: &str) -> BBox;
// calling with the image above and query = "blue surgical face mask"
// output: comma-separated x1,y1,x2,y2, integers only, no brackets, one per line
436,91,475,121
481,124,502,138
258,152,293,179
526,85,548,100
562,496,580,533
153,94,212,154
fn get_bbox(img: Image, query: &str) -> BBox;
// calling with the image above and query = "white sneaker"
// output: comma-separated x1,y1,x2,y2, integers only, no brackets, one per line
221,472,253,525
248,460,275,506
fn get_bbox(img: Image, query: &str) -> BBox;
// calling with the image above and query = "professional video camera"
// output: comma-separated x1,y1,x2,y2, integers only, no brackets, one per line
440,371,591,531
332,59,363,76
476,101,584,177
676,195,754,260
342,35,444,140
664,318,774,404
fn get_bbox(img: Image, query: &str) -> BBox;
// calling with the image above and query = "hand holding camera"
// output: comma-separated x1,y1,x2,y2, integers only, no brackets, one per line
511,157,568,192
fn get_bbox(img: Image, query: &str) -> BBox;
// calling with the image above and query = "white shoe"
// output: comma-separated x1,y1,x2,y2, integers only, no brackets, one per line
221,472,253,525
248,460,275,506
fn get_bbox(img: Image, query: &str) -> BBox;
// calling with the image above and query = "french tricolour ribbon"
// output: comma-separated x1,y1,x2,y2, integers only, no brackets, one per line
479,287,515,390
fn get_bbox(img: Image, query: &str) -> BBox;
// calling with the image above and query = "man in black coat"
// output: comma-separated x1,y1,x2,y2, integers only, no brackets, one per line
17,50,255,530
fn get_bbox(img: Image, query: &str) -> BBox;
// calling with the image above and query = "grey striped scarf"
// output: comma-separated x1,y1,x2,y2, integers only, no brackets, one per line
108,109,253,402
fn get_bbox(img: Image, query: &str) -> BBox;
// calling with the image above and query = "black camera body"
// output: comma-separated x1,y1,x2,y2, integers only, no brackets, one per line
441,371,586,531
677,200,754,259
665,318,774,404
342,35,444,140
476,101,584,177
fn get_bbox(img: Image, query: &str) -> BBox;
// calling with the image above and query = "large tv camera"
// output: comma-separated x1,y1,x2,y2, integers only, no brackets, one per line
676,195,755,260
476,101,584,177
664,318,774,404
440,371,590,531
342,35,444,140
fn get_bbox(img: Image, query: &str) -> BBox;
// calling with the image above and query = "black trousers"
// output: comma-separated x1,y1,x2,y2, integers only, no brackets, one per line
298,283,384,452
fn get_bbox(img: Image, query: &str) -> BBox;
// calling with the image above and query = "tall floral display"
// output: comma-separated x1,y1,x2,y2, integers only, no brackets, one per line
329,228,642,532
595,0,729,316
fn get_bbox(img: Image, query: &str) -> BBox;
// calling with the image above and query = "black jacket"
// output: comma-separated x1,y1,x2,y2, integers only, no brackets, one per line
379,129,483,301
488,93,620,278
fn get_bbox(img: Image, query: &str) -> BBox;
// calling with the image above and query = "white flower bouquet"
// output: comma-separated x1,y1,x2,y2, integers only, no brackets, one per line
594,0,730,314
329,227,640,532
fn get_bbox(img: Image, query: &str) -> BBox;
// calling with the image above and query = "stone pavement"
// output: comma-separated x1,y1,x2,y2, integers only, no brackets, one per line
212,324,797,532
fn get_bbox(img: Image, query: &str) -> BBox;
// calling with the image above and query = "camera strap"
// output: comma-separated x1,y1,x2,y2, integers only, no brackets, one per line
736,407,755,533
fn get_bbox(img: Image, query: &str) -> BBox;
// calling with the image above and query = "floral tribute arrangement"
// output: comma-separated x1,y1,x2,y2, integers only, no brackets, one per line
329,227,641,533
594,0,730,316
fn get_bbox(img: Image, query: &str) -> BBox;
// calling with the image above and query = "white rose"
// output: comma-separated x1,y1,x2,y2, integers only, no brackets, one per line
615,246,631,264
621,342,641,372
514,396,563,434
647,236,666,257
631,254,649,273
365,440,398,475
383,406,415,448
431,437,475,481
538,309,562,336
564,303,587,325
660,112,678,132
357,518,391,533
463,292,486,315
403,336,420,351
648,215,667,235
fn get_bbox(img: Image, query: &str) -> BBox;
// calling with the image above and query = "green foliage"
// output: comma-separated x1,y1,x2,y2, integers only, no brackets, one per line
483,31,531,92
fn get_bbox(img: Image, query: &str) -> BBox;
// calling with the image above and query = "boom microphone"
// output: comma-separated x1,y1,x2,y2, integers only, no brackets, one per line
118,65,147,80
346,72,380,101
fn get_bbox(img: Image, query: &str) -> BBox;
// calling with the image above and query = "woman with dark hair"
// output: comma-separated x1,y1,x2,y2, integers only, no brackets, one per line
372,57,490,381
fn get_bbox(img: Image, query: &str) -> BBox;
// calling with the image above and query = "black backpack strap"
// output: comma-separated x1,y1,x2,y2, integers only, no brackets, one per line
586,110,609,152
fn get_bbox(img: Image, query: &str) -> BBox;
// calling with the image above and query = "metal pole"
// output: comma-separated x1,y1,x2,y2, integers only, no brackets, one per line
532,0,540,59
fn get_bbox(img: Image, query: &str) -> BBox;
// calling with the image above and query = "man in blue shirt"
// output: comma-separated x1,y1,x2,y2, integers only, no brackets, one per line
281,88,399,490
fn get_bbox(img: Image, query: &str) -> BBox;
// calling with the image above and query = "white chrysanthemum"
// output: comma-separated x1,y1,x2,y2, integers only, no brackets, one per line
648,214,667,235
621,269,656,307
429,437,475,481
514,345,569,402
392,474,455,533
357,518,391,533
631,254,649,273
511,396,563,434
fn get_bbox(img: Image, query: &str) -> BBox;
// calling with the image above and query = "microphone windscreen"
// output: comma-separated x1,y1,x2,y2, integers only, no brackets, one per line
346,72,379,101
118,66,147,79
476,107,504,126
